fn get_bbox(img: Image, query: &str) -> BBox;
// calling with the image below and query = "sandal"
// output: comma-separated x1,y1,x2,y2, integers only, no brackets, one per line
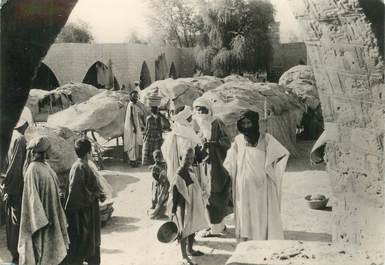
187,250,204,256
200,229,223,238
181,258,197,265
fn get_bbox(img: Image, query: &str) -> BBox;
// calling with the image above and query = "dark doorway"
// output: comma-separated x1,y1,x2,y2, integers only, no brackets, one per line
155,53,168,81
139,61,152,89
83,61,118,89
169,62,177,79
31,63,60,91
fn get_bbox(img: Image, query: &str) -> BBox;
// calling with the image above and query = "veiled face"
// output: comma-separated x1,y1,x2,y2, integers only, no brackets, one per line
195,106,209,115
240,117,253,130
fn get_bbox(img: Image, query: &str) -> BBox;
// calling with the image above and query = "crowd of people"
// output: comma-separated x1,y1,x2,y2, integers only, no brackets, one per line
1,81,290,265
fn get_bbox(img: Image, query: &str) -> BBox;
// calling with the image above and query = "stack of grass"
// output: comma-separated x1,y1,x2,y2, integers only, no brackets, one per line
26,82,102,122
139,77,224,113
194,81,305,157
279,65,323,140
47,90,150,139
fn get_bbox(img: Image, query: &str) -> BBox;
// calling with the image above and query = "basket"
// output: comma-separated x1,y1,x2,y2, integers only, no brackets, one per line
305,195,329,210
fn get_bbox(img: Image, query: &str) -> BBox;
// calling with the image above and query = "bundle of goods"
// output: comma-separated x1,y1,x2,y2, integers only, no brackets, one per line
178,76,223,93
279,65,323,140
26,83,102,122
47,90,150,139
194,81,305,157
139,79,200,112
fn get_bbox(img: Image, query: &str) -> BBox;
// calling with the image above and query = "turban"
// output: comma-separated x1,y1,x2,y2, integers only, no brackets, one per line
237,110,260,142
174,106,192,125
147,87,162,107
193,97,212,115
27,136,51,153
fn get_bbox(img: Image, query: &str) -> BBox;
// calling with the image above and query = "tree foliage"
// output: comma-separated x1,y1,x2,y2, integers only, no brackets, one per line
195,0,275,77
124,31,148,44
56,21,94,43
147,0,204,48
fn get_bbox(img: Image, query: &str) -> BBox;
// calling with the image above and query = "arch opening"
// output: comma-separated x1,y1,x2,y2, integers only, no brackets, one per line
140,61,152,89
169,62,177,79
82,61,118,89
31,63,60,91
155,53,168,81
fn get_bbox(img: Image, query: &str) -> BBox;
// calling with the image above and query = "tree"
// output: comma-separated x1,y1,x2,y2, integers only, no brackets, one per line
124,31,148,44
195,0,275,77
56,21,94,43
146,0,204,47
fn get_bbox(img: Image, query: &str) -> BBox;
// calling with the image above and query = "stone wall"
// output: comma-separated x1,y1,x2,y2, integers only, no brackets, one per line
288,0,384,251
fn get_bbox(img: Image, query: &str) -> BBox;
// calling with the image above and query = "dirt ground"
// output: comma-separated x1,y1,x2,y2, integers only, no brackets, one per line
0,140,332,265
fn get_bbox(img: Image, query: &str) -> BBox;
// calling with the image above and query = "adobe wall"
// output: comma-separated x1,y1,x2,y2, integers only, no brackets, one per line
288,0,384,251
42,43,196,88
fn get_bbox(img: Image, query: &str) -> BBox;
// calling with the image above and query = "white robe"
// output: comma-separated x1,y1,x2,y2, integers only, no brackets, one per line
162,123,210,213
174,171,210,238
224,133,289,240
124,102,143,160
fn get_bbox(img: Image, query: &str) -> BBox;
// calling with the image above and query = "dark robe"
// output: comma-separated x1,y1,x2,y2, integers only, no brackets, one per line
3,130,26,261
197,119,231,224
18,162,69,265
65,159,102,264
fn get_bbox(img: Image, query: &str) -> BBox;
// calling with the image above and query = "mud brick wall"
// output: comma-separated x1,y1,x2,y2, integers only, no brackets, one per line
288,0,384,249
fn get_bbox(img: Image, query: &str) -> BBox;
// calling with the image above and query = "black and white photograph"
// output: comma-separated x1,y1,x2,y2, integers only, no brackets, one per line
0,0,384,264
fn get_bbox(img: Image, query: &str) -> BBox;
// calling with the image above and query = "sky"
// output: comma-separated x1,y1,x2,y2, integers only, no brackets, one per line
67,0,303,43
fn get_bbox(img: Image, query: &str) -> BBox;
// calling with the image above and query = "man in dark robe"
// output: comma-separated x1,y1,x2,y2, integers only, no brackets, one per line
2,120,28,264
193,97,231,237
65,138,106,265
18,136,69,265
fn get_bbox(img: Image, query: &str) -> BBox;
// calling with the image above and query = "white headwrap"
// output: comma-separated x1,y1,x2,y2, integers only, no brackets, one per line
172,106,201,144
193,97,214,140
174,106,193,127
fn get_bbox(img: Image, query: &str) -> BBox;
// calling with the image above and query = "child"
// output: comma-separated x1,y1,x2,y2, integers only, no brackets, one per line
171,148,209,265
142,91,163,166
148,150,170,219
65,138,106,265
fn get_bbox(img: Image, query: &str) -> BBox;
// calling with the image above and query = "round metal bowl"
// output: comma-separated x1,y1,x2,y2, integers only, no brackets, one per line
157,221,178,243
305,195,329,210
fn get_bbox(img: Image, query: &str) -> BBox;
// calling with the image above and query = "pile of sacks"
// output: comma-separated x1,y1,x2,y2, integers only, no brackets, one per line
139,76,224,112
26,82,102,122
279,65,323,140
279,65,320,110
194,81,305,156
47,90,150,139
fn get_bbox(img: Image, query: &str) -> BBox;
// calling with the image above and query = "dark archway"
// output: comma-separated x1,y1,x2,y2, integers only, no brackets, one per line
139,61,152,89
155,53,168,81
83,61,118,89
169,62,177,79
31,63,60,91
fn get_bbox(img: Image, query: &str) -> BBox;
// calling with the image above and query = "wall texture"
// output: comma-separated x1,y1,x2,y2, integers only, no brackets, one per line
288,0,384,251
41,43,196,89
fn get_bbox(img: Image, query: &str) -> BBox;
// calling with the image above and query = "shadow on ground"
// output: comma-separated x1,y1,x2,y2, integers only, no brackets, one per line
286,140,325,172
195,240,237,252
284,230,332,242
102,216,140,234
101,161,141,198
194,253,232,265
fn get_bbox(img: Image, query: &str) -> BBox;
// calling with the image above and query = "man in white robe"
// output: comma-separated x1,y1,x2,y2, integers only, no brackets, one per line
124,90,143,167
161,106,210,205
224,110,289,241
